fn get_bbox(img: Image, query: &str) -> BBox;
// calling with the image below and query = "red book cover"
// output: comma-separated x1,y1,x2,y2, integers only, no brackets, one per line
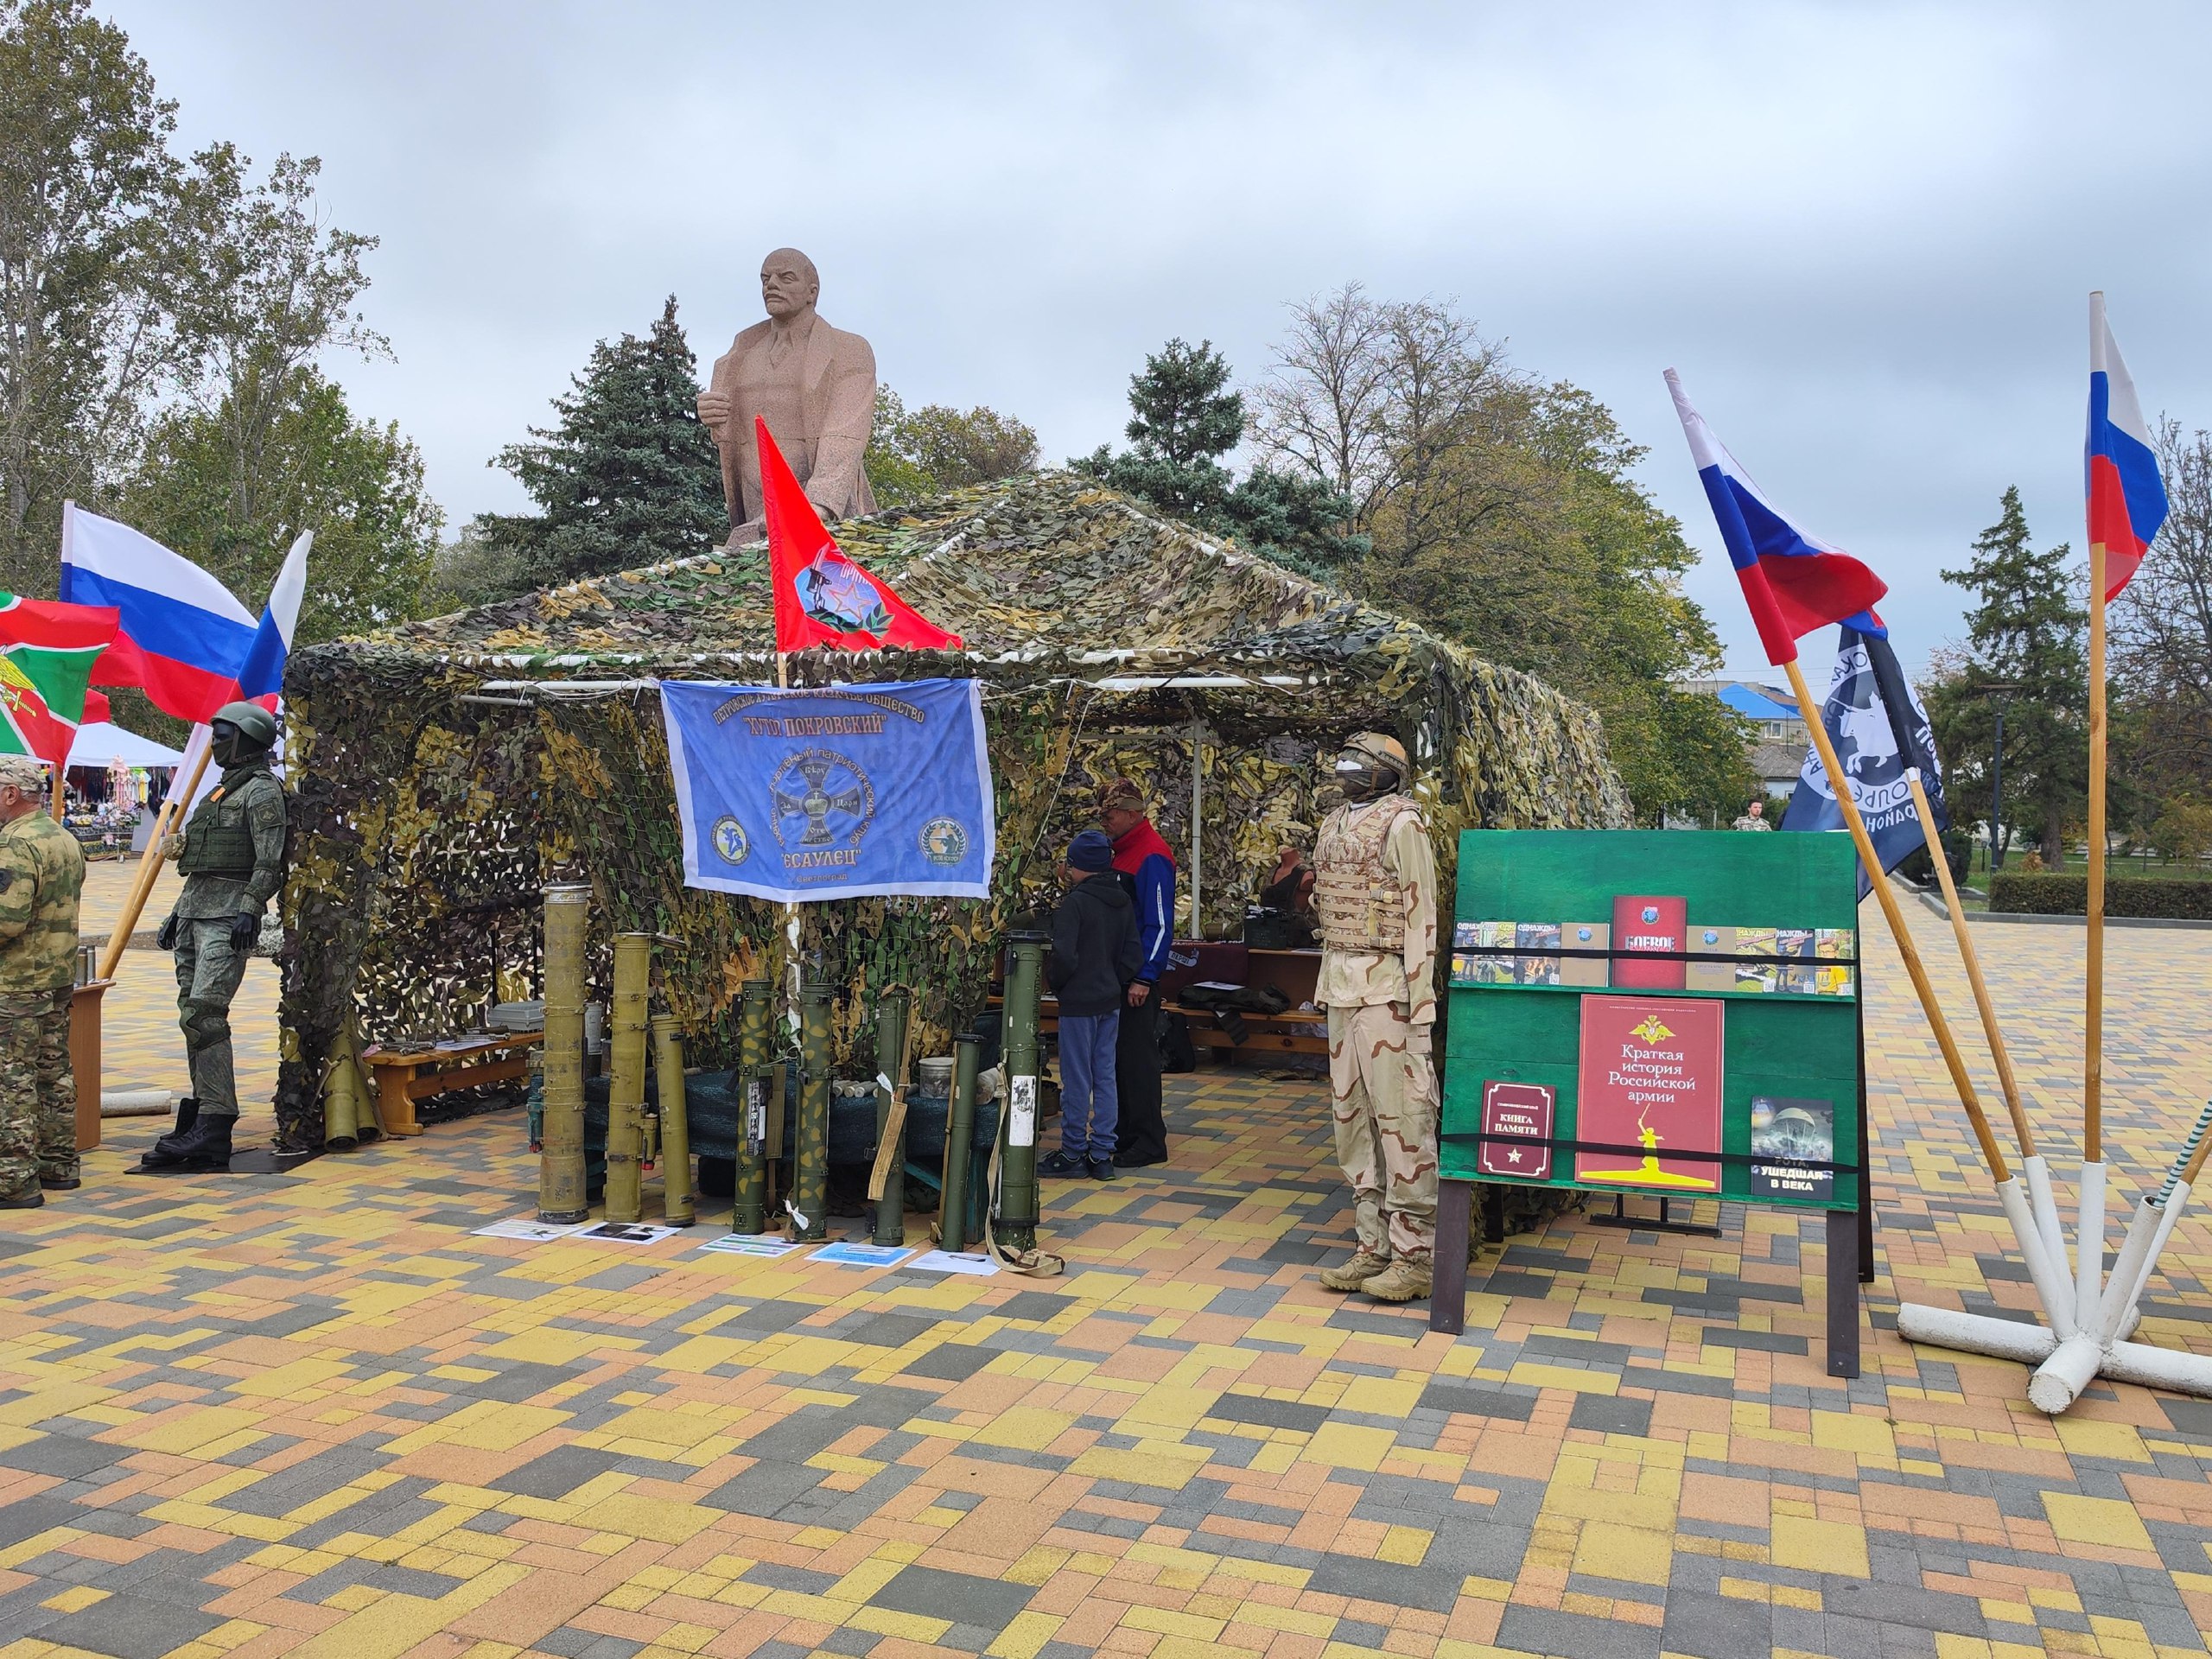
1479,1081,1555,1179
1573,994,1726,1191
1611,894,1688,989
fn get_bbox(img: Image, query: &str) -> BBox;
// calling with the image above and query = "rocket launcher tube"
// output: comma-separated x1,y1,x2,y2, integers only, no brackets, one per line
942,1033,982,1254
653,1014,694,1227
734,979,772,1235
997,933,1047,1254
537,885,591,1224
791,978,831,1242
604,934,652,1223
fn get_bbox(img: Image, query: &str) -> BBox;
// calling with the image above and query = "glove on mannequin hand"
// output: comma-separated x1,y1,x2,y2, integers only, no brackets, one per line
156,913,179,951
228,913,261,949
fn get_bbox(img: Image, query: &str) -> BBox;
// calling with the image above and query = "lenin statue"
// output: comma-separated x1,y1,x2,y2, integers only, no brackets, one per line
696,247,879,543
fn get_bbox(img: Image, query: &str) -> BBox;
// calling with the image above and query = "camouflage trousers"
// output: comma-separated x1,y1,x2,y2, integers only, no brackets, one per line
175,920,251,1118
0,987,76,1195
1325,1001,1439,1262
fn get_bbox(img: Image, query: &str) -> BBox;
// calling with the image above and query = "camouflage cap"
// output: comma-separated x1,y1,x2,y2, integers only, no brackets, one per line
0,754,48,793
1096,777,1147,814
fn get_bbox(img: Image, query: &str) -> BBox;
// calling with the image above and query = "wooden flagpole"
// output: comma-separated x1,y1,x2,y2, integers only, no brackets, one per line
97,736,211,982
2085,539,2108,1162
1783,655,2010,1180
1904,772,2036,1160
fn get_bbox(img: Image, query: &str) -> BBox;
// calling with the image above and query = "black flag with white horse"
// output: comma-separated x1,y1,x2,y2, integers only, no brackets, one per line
1779,616,1947,894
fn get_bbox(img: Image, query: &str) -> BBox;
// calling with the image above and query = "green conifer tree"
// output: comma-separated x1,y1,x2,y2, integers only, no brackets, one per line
1929,486,2088,865
476,296,724,586
1077,337,1363,569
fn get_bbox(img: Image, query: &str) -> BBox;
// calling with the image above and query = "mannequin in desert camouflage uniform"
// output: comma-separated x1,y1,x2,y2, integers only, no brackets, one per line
1311,732,1440,1303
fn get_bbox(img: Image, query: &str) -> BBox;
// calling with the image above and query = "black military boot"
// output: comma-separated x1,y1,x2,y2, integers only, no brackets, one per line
140,1109,231,1173
146,1096,201,1162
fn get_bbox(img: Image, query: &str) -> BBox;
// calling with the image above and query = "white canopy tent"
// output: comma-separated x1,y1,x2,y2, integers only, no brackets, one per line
67,721,186,770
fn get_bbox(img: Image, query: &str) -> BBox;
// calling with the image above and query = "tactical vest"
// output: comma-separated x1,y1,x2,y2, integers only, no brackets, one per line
1312,795,1418,953
178,779,264,877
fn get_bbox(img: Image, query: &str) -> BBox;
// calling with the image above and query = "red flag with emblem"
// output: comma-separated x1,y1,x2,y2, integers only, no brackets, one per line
760,417,960,654
0,593,119,772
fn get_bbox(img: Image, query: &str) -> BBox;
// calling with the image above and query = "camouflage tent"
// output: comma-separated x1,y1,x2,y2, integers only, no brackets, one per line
270,473,1630,1150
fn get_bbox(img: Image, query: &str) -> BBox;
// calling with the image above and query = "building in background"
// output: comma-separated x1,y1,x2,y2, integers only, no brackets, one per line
1681,678,1808,804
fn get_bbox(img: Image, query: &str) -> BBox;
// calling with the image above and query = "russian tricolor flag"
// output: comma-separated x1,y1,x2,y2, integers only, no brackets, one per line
234,530,310,709
2087,293,2168,601
59,504,256,723
1665,371,1888,666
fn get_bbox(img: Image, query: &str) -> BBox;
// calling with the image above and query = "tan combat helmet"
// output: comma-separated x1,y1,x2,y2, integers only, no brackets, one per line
1343,732,1408,777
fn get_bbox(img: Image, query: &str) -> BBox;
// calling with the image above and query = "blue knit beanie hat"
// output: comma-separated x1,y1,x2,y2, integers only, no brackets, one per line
1068,830,1115,872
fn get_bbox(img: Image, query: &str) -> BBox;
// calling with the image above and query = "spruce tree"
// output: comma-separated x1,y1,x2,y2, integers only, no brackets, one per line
1930,486,2088,865
478,296,725,586
1077,337,1363,570
1076,338,1243,521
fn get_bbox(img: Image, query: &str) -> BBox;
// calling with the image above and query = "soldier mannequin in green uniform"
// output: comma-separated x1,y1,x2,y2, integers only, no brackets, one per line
141,702,286,1173
0,755,86,1208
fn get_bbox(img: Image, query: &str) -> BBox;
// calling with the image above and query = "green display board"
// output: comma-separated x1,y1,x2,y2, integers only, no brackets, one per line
1440,829,1863,1213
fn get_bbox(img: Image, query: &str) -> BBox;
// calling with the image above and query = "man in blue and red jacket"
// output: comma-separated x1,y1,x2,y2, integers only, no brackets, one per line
1099,777,1177,1166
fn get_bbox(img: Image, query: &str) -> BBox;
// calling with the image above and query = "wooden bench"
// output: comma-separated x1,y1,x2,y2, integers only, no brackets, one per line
360,1032,542,1137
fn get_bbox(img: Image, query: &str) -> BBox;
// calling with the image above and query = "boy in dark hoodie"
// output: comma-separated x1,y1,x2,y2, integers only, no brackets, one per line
1041,830,1141,1179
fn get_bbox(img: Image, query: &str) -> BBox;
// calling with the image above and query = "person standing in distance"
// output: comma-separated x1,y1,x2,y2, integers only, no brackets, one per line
1099,777,1176,1167
141,702,286,1173
0,757,86,1208
1039,830,1140,1180
1312,733,1440,1303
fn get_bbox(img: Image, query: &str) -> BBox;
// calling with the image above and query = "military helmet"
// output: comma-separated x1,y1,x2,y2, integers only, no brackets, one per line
211,701,277,747
1343,732,1408,775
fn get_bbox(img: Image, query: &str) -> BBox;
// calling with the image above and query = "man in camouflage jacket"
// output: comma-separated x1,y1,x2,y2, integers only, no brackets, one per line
0,755,86,1207
1311,732,1440,1303
142,702,286,1173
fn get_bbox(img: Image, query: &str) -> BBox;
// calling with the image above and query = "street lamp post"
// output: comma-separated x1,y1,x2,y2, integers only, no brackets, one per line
1991,703,2006,871
1962,681,2024,875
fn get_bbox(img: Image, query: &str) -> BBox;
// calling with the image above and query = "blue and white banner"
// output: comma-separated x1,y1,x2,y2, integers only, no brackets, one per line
662,678,995,902
1780,622,1947,894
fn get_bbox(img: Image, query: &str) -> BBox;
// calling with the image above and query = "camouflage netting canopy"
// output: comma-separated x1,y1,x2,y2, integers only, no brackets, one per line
271,472,1630,1150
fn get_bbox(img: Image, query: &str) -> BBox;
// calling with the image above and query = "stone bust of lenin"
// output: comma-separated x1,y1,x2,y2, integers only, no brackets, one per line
696,247,879,543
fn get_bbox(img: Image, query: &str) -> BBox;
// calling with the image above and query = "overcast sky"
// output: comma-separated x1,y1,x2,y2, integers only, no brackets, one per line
113,1,2212,683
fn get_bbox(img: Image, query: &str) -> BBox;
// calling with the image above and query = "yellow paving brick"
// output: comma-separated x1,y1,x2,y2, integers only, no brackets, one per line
2054,1418,2152,1464
1070,1440,1211,1488
973,1406,1076,1451
1574,1520,1673,1586
1771,1515,1870,1579
1809,1411,1896,1459
2044,1492,2155,1552
1300,1421,1396,1471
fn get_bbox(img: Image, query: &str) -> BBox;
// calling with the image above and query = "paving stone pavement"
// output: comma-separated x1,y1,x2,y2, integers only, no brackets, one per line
5,893,2212,1657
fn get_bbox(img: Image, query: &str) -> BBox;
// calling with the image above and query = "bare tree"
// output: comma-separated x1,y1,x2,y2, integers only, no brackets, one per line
2113,418,2212,786
1249,284,1394,528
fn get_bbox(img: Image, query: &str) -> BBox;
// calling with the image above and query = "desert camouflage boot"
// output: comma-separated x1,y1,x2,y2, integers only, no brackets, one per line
1318,1249,1390,1292
1362,1258,1433,1303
